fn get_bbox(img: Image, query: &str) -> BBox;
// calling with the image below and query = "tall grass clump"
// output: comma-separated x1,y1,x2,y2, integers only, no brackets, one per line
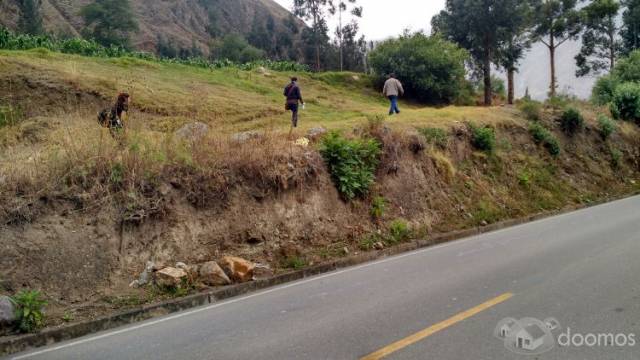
530,123,560,156
559,107,584,136
320,132,381,200
518,99,542,121
597,114,616,140
418,127,449,149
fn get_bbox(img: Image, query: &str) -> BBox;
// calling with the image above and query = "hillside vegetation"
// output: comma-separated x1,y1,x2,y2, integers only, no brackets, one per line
1,49,640,330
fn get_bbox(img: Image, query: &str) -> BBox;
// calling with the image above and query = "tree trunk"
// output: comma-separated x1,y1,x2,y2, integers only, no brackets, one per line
549,35,556,98
609,25,616,70
483,49,492,106
507,68,515,105
315,44,321,71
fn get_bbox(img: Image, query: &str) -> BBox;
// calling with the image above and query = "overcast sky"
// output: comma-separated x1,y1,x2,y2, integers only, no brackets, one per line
273,0,446,40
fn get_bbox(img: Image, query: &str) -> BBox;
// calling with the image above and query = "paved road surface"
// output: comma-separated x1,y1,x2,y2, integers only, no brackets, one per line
7,196,640,359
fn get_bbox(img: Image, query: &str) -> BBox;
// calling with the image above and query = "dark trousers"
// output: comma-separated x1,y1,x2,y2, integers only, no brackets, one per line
289,103,299,127
388,95,400,114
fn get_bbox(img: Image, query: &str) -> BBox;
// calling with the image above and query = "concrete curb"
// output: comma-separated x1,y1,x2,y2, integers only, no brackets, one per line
1,193,637,356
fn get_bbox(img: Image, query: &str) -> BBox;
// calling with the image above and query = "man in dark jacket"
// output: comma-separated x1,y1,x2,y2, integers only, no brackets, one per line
284,77,304,129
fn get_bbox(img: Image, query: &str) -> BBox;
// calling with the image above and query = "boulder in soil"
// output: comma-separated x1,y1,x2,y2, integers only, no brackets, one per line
0,296,16,326
306,127,327,140
155,267,188,288
199,261,231,286
221,256,255,283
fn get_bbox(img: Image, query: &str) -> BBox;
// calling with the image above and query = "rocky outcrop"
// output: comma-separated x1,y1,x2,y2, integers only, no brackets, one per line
0,296,15,326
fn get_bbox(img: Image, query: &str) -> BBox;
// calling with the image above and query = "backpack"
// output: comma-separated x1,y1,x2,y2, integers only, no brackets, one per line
97,109,110,127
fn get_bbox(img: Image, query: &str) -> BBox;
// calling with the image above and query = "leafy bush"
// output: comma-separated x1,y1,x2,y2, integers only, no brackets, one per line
370,196,386,219
368,32,469,104
597,114,616,140
610,82,640,122
11,290,47,333
518,100,542,121
470,125,496,152
387,219,412,244
529,123,561,156
592,75,619,105
418,127,449,148
320,132,381,200
560,107,584,136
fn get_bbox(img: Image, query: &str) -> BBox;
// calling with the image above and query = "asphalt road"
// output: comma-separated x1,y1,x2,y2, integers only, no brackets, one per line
8,196,640,360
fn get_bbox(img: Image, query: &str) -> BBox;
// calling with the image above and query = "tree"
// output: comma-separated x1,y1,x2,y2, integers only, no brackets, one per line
80,0,139,48
212,34,265,63
575,0,622,76
206,8,221,38
368,32,469,104
335,21,367,72
531,0,582,97
496,1,536,104
335,0,363,71
17,0,43,35
433,0,519,105
293,0,336,70
621,0,640,53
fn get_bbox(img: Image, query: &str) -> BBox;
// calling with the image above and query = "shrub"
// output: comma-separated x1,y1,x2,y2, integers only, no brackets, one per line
610,82,640,122
546,95,572,109
11,290,47,333
418,127,449,148
283,256,307,270
592,75,619,105
610,147,622,169
560,107,584,136
320,132,381,200
529,123,561,156
597,114,616,140
387,219,412,244
370,196,386,220
369,32,469,104
470,125,496,152
518,100,542,121
478,76,506,98
0,104,22,128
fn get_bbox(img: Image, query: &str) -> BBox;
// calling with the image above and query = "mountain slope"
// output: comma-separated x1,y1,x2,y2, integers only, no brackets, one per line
0,0,302,54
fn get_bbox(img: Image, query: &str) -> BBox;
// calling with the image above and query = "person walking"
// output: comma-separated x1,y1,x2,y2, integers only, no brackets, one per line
284,77,304,134
383,73,404,115
98,92,131,137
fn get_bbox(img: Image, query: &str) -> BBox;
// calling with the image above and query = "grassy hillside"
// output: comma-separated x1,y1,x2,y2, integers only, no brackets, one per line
1,49,639,331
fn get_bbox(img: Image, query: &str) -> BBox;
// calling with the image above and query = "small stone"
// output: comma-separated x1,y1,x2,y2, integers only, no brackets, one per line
480,220,488,226
199,261,231,286
0,296,16,326
374,242,385,250
155,267,188,288
343,247,350,255
221,256,256,283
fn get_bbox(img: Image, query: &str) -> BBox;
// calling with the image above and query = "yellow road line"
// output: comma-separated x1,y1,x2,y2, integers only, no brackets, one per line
360,292,514,360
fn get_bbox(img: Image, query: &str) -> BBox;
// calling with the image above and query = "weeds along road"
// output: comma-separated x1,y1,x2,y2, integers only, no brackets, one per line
8,196,640,360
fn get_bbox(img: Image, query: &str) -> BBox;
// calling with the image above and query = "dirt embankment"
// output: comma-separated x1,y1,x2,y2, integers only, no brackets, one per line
1,74,640,329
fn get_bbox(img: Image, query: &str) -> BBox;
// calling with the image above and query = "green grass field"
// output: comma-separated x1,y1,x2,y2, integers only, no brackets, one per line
0,49,523,136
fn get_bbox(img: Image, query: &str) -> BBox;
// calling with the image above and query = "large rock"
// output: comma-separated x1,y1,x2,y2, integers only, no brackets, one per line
221,256,255,283
155,267,188,288
174,122,209,141
0,296,16,326
199,261,231,286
